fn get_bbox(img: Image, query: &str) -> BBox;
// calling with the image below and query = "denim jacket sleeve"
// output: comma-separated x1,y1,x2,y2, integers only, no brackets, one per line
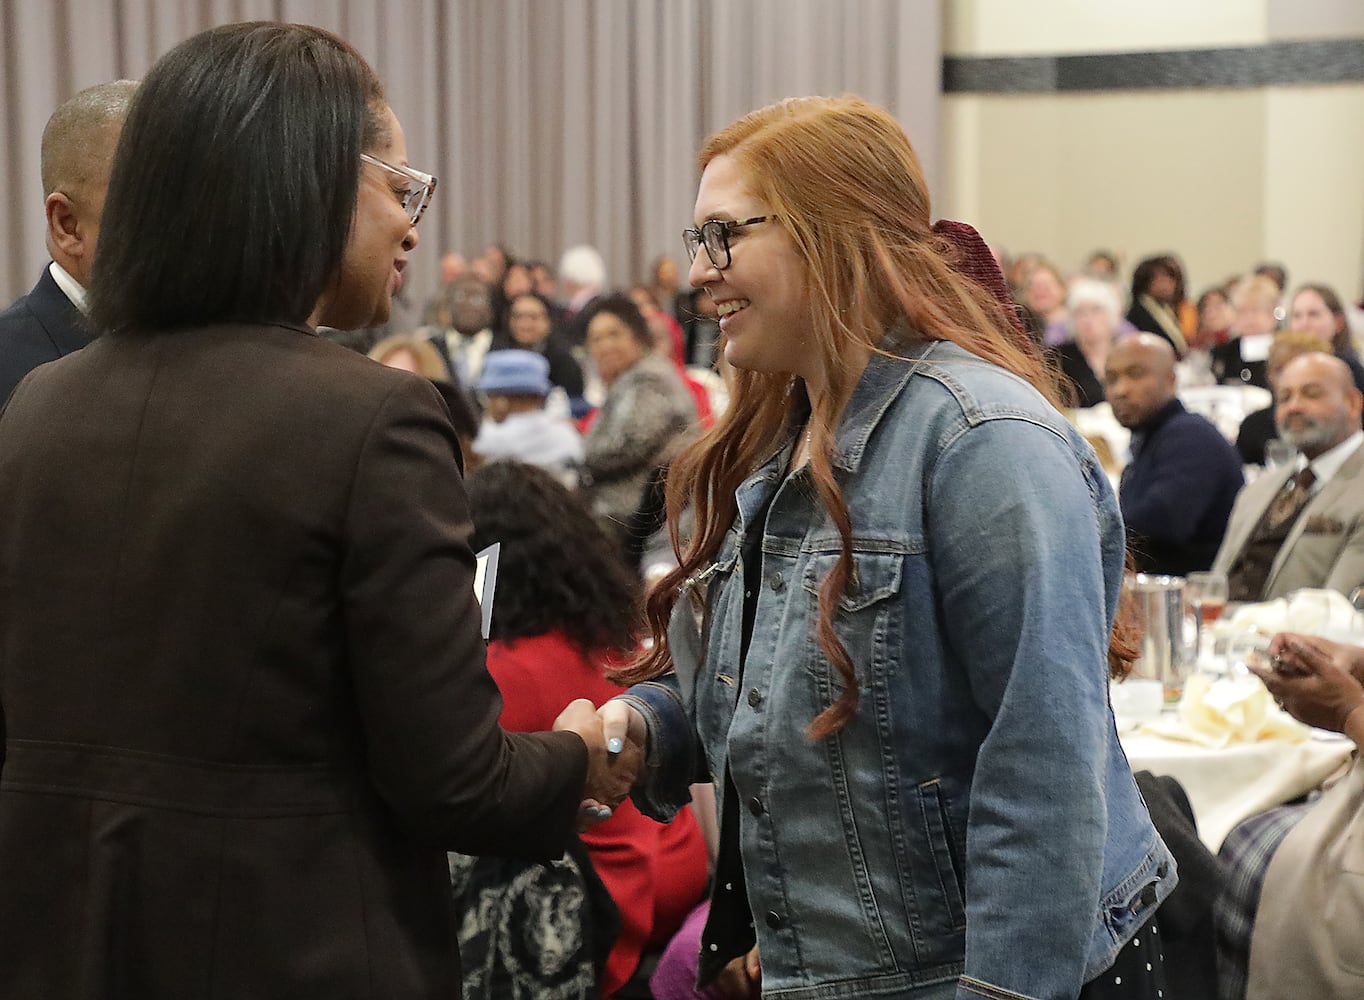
613,674,706,821
929,414,1118,1000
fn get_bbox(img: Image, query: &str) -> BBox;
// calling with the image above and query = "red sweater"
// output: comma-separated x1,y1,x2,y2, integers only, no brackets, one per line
486,632,709,997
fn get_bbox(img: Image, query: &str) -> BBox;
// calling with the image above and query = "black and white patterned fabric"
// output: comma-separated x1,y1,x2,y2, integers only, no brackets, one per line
449,840,620,1000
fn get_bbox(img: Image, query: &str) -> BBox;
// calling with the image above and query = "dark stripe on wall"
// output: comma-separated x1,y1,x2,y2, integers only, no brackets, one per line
944,37,1364,94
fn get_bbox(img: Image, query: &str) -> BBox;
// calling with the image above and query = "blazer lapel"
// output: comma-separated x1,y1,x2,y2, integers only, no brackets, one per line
1265,445,1364,591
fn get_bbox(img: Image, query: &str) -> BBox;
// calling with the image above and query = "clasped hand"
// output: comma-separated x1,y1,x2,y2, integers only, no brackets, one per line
1254,633,1364,737
552,698,647,829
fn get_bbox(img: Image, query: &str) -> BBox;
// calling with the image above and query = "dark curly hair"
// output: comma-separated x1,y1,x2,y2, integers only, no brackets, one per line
466,462,640,652
580,292,652,348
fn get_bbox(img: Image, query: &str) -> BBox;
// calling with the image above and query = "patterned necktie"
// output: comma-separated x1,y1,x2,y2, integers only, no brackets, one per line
1263,466,1316,531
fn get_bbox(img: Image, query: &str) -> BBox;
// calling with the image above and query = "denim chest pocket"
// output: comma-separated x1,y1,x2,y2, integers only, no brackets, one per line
800,547,906,691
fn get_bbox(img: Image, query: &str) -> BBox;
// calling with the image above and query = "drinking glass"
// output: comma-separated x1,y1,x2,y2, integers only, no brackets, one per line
1185,571,1229,669
1225,628,1274,678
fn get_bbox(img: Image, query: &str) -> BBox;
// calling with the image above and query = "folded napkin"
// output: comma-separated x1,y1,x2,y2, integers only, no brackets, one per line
1140,674,1310,747
1218,588,1364,639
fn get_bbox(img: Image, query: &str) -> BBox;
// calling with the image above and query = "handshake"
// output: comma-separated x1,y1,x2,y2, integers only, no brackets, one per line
552,698,648,829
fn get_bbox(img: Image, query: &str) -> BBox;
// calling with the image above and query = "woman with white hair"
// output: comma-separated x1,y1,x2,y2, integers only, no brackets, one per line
1052,276,1125,407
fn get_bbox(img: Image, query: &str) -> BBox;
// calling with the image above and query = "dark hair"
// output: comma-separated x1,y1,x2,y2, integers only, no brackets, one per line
581,293,652,348
1130,254,1181,300
499,291,555,339
466,462,639,652
90,22,387,334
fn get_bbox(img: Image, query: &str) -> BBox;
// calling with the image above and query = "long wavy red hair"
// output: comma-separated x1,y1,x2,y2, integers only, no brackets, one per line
612,97,1136,736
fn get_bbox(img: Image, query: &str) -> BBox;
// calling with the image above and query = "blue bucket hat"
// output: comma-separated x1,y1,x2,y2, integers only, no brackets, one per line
477,350,552,397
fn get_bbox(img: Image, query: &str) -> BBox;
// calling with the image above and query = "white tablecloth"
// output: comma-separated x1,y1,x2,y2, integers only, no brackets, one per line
1121,731,1354,851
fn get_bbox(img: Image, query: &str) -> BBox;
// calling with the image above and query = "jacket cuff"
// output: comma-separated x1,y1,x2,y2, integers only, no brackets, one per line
613,679,700,821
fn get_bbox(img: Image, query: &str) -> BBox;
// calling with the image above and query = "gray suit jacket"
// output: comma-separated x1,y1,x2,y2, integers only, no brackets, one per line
1211,442,1364,599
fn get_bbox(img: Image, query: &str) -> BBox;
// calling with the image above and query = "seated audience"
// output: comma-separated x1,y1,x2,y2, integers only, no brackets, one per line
1215,632,1364,1000
1235,331,1331,465
681,287,720,368
425,274,496,384
1212,275,1279,388
560,244,607,346
1083,248,1119,281
1214,352,1364,601
1005,250,1042,300
1109,334,1244,574
369,333,483,470
1253,261,1288,302
1195,284,1236,350
1126,254,1189,355
501,260,533,301
647,254,692,328
471,350,583,481
367,331,451,380
1288,282,1364,391
1023,259,1068,345
461,462,710,999
1051,276,1126,407
528,259,558,300
630,285,688,363
630,285,714,425
581,294,696,539
419,250,466,327
491,290,585,400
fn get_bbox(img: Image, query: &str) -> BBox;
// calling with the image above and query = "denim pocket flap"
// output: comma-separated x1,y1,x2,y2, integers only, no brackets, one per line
802,550,905,612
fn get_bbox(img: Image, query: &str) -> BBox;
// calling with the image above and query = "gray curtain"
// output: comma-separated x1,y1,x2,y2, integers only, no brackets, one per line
1,0,940,310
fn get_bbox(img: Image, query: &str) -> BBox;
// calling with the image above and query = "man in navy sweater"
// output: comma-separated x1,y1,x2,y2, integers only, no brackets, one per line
1109,334,1244,576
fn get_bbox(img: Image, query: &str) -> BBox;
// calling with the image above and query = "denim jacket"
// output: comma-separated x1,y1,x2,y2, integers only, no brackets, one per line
620,339,1176,1000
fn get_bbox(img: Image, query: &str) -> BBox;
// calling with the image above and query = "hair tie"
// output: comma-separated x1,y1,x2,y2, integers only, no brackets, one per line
931,218,1032,351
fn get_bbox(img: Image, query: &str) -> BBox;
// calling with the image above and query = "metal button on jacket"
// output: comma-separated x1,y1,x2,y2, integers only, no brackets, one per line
747,688,762,708
768,571,785,592
765,911,783,930
748,797,764,816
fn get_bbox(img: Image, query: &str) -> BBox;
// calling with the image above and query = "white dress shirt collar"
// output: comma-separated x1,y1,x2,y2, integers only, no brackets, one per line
48,261,89,315
1302,429,1364,488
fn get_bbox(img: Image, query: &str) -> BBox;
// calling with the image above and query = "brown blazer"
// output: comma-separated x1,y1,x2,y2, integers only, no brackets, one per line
0,322,588,999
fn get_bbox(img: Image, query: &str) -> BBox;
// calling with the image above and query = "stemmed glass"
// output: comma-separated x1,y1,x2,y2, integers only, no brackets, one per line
1186,571,1229,670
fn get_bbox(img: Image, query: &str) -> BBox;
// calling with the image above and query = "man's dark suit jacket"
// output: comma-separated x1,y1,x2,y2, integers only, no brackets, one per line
0,265,91,405
1119,398,1245,576
0,322,588,998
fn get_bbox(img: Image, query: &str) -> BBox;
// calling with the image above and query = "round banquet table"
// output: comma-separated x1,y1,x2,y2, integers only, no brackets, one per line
1120,730,1354,850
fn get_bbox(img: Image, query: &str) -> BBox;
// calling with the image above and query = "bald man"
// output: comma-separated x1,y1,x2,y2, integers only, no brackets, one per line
0,80,137,405
1107,334,1244,575
1213,352,1364,601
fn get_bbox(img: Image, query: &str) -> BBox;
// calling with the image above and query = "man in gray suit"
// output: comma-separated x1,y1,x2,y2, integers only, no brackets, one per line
0,80,136,405
1213,353,1364,601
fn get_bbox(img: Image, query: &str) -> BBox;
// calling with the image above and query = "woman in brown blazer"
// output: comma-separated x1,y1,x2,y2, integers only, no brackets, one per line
0,22,623,999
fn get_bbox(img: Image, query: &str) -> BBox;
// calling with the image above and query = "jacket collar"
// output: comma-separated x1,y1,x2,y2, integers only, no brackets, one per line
731,335,938,534
831,336,936,473
29,264,93,356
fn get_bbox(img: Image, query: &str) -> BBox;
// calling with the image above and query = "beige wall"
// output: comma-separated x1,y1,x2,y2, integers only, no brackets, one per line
940,1,1364,301
945,0,1267,56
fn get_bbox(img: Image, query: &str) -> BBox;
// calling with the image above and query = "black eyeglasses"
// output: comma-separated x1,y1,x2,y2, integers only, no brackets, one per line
682,216,774,270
